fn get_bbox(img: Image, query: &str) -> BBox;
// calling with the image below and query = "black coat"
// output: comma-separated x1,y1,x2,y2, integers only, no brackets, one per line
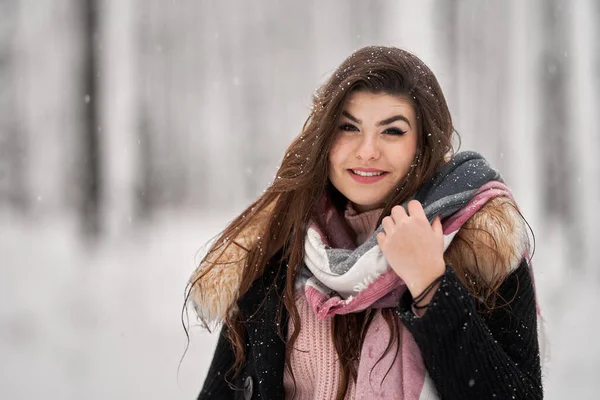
199,259,289,400
197,258,543,400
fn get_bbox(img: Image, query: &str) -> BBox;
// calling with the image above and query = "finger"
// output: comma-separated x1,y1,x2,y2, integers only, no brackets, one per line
381,216,395,233
376,231,386,245
407,200,426,219
431,215,443,236
390,205,407,223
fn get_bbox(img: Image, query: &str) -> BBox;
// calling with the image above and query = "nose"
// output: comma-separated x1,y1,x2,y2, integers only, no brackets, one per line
355,134,380,160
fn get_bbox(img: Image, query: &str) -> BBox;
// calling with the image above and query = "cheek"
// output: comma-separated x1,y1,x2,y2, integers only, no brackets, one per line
328,141,345,169
390,139,418,174
405,135,419,159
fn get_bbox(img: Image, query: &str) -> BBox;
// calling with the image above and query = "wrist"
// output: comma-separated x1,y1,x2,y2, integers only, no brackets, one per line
406,260,446,297
409,264,446,317
411,282,441,317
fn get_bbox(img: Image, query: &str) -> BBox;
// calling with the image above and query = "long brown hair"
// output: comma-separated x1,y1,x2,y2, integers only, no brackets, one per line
186,46,458,398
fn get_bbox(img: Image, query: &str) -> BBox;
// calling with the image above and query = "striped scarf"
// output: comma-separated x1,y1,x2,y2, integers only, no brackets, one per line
299,151,517,399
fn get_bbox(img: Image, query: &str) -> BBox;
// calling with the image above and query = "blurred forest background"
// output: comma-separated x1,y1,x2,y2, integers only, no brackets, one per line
1,0,599,399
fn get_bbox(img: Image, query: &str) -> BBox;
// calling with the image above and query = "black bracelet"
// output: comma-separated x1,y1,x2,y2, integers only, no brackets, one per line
411,274,445,309
412,302,432,310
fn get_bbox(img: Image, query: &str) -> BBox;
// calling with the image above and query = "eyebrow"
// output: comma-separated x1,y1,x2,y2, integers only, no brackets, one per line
342,111,412,128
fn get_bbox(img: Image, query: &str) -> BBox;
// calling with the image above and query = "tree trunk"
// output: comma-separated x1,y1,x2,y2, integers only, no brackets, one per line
568,0,600,274
539,0,579,267
0,0,28,212
80,0,102,237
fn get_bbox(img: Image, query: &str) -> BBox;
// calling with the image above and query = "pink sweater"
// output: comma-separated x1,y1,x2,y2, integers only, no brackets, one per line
283,205,382,399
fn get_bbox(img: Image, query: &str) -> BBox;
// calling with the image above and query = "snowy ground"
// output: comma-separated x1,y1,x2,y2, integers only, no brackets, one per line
1,211,598,399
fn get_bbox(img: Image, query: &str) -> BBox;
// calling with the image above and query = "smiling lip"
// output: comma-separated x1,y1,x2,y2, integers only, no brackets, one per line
347,168,389,184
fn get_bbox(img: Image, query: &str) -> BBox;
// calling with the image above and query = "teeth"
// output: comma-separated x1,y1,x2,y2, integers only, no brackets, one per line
352,170,384,177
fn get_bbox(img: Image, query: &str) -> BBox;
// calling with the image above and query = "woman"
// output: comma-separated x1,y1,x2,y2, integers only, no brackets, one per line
186,46,543,399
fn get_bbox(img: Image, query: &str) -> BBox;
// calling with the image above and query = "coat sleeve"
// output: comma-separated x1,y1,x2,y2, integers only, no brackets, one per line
397,196,543,399
197,324,236,400
397,258,543,399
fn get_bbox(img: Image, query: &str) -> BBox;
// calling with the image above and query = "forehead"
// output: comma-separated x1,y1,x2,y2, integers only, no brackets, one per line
343,91,415,119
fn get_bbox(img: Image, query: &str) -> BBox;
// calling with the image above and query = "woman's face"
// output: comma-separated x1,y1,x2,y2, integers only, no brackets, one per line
328,91,419,213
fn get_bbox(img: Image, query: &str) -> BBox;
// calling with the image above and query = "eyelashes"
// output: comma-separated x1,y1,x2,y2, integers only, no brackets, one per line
339,123,359,132
338,123,407,136
384,127,408,136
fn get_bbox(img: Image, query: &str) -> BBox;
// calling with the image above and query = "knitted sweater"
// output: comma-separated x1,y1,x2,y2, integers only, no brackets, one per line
282,206,381,399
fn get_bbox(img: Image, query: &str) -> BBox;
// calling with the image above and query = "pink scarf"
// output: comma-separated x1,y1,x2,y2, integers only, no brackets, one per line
300,180,515,399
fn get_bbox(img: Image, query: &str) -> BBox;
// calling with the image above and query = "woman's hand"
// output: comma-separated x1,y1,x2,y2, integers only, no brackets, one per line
376,200,446,301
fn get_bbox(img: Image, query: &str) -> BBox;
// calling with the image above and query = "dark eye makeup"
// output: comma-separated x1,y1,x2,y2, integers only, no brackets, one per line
338,123,407,136
383,127,408,136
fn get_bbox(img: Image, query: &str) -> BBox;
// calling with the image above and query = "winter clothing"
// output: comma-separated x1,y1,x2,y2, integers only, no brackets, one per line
283,290,353,399
282,205,381,399
198,257,541,399
343,204,382,247
291,152,533,399
192,152,543,399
